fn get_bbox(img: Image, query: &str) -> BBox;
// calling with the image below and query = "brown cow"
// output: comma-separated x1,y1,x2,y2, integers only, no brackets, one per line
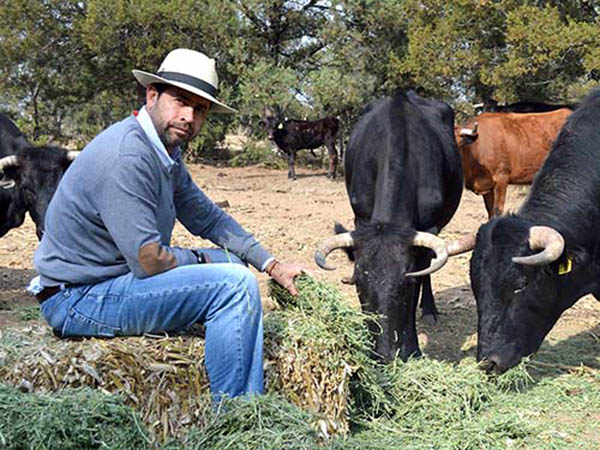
455,108,572,217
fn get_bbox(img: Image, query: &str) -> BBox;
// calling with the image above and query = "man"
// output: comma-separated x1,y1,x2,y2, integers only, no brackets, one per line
33,48,304,402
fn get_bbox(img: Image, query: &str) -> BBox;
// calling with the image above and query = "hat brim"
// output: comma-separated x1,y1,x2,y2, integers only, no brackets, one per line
132,70,237,114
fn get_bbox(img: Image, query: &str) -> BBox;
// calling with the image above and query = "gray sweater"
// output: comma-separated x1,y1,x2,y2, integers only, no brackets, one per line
34,112,272,287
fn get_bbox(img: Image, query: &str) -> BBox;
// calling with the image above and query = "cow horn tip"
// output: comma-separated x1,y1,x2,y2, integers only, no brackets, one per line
314,251,336,271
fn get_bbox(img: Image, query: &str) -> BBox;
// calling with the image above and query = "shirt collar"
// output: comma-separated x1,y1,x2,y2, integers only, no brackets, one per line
135,106,181,168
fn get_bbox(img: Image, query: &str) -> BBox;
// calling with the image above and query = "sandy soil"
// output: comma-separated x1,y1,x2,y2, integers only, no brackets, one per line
1,162,598,364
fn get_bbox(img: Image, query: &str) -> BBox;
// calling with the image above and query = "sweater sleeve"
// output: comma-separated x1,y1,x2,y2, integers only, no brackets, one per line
172,159,273,271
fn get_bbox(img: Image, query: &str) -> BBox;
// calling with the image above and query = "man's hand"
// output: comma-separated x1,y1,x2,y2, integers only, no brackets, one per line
266,260,308,296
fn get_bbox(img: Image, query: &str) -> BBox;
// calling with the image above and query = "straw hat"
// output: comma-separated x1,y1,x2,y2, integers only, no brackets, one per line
132,48,236,114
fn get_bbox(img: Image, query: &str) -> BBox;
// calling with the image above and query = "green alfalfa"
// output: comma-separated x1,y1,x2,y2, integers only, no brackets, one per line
266,274,388,434
0,384,151,450
181,393,320,450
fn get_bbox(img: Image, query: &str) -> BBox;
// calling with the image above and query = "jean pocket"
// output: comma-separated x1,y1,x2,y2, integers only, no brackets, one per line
61,308,121,338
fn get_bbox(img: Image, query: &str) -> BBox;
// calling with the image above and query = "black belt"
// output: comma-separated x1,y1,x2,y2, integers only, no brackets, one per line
36,285,66,304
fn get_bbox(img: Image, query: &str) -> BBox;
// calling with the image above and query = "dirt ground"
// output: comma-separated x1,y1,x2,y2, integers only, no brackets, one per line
1,160,599,364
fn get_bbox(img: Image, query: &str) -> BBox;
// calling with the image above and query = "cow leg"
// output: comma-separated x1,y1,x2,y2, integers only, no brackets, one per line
326,141,338,179
492,180,508,217
400,281,422,360
483,192,495,218
419,274,438,325
288,152,296,180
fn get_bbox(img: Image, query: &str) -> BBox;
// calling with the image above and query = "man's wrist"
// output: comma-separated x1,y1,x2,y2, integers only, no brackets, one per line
266,259,279,276
191,249,207,264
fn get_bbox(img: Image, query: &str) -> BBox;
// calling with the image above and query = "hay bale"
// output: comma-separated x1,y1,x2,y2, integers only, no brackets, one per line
266,275,381,436
0,384,150,449
0,327,209,443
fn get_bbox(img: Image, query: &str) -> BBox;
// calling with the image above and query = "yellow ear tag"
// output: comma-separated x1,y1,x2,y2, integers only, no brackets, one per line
558,256,573,275
277,123,284,129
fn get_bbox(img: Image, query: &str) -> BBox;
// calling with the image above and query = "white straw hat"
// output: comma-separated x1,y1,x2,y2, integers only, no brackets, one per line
132,48,236,114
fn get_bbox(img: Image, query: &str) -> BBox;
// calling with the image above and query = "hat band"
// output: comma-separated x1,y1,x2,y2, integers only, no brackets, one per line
157,71,218,98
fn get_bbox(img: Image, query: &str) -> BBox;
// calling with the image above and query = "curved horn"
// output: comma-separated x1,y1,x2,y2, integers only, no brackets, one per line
0,155,20,171
314,232,354,270
0,179,16,190
446,233,477,256
66,150,81,160
406,231,449,277
459,121,478,137
512,226,565,266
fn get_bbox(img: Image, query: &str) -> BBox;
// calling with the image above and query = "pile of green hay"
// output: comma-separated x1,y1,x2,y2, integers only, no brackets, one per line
0,384,150,449
180,393,321,450
266,275,382,436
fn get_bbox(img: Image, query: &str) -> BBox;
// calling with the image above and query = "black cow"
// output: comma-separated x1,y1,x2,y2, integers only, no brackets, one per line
470,88,600,374
314,91,468,361
0,113,31,186
0,113,30,154
0,113,78,239
263,108,341,180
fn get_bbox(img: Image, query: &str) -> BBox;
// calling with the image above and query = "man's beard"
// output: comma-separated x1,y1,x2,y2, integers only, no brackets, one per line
159,122,193,150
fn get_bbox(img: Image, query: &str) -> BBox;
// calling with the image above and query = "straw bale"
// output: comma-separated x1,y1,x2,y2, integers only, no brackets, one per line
0,325,209,443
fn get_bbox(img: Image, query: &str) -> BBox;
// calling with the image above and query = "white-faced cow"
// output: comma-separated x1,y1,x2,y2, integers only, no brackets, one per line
470,88,600,374
263,107,341,180
0,113,79,239
314,91,471,362
456,108,572,218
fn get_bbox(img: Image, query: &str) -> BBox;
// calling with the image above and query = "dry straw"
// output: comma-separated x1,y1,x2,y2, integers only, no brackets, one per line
0,327,210,443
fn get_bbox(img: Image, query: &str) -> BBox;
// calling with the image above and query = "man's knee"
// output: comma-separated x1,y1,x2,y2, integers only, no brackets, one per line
229,265,262,311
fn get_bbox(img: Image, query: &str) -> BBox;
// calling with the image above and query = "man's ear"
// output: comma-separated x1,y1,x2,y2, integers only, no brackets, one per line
146,85,159,108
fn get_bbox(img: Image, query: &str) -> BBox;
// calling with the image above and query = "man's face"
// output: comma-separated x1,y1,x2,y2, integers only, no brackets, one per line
146,85,211,151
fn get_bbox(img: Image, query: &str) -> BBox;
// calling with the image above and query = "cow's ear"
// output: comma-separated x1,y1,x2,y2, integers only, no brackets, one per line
1,166,20,183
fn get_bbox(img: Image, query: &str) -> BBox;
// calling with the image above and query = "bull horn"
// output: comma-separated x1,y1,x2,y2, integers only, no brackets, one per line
0,179,15,190
459,121,478,137
446,233,477,256
406,231,449,277
314,232,354,270
512,225,565,266
66,151,81,160
0,155,20,171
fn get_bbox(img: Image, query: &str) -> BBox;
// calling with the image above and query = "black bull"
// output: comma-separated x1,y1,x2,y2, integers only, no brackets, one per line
264,112,342,180
470,88,600,374
315,91,473,361
0,113,79,239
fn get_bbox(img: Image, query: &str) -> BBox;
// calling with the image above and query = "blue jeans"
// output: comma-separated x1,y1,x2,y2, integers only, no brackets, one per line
39,249,263,402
